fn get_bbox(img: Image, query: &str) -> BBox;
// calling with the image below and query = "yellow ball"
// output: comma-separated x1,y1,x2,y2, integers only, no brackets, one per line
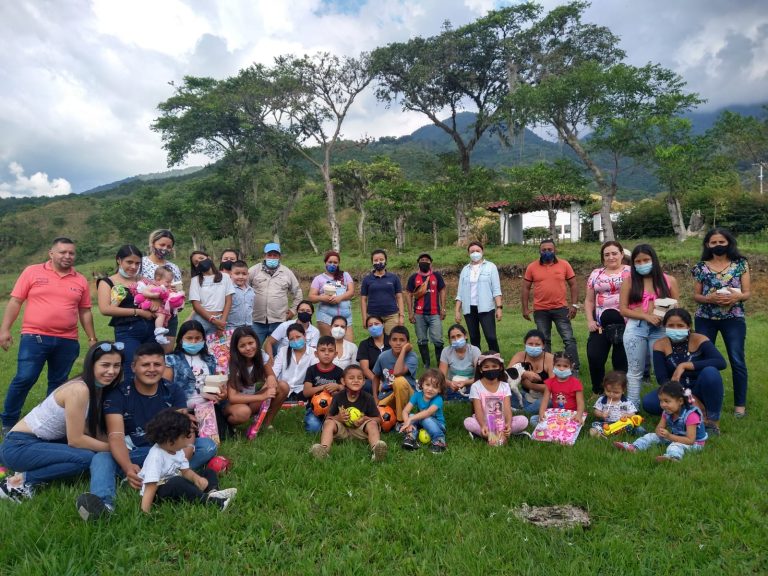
345,407,363,427
418,429,431,444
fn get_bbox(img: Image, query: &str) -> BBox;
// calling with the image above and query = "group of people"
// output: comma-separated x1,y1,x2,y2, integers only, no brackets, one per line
0,227,751,517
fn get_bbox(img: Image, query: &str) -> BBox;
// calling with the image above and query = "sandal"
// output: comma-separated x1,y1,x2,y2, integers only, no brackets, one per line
734,409,747,419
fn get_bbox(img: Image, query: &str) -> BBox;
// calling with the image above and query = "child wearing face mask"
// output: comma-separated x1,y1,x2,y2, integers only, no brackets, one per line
537,352,585,425
263,301,321,363
463,352,528,441
329,315,358,369
189,251,235,336
439,324,481,401
163,320,220,411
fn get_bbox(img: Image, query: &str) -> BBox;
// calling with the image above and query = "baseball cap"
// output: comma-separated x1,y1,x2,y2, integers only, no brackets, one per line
264,243,281,254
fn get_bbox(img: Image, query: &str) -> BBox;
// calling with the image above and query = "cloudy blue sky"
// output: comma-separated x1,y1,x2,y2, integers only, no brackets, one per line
0,0,766,196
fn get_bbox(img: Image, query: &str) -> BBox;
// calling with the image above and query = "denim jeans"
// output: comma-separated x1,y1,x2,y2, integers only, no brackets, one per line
1,334,80,428
408,416,446,441
0,431,96,486
510,393,541,415
623,319,665,405
88,437,217,507
533,307,579,371
632,432,704,460
464,307,498,353
253,322,282,348
113,319,155,386
586,330,627,394
642,366,724,422
695,316,748,407
304,408,323,433
414,314,444,346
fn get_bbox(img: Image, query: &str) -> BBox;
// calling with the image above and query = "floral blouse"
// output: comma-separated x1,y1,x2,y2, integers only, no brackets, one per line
691,258,748,319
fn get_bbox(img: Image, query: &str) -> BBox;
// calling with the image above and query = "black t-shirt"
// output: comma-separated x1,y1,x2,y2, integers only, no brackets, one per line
303,364,344,402
356,336,390,371
103,380,186,448
329,389,380,419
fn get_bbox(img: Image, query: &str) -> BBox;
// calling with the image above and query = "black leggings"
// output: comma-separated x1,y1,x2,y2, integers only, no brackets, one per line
586,330,628,394
155,467,219,504
464,307,499,353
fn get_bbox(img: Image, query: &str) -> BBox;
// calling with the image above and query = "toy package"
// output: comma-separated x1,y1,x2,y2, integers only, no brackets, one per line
195,400,220,445
484,394,506,446
532,409,585,446
206,329,234,375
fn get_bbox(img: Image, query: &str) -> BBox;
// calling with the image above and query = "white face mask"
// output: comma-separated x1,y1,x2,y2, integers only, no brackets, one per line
331,326,346,339
469,251,483,263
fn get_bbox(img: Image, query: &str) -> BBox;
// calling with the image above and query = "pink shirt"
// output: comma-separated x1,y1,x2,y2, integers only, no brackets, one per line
587,266,630,322
11,261,91,339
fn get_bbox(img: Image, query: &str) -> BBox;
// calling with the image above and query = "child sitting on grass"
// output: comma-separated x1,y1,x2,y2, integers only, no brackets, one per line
401,369,447,453
589,370,639,438
311,364,387,462
139,409,236,513
536,352,585,426
303,336,345,433
614,381,708,462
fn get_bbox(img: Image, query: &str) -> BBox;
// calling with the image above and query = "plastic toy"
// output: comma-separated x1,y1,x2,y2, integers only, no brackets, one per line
345,407,362,427
602,415,644,436
378,405,396,432
0,466,8,480
311,391,333,417
418,429,431,444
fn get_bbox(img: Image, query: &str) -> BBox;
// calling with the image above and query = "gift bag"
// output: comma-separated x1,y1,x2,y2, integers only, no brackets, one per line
206,329,234,375
195,400,220,445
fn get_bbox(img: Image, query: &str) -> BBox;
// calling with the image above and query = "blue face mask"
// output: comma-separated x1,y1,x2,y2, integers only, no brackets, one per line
525,345,543,357
117,267,134,279
367,324,384,338
289,338,305,350
540,251,555,263
451,337,466,349
635,262,653,276
469,251,483,263
326,264,338,274
666,328,689,342
553,368,572,379
265,258,280,269
182,341,204,355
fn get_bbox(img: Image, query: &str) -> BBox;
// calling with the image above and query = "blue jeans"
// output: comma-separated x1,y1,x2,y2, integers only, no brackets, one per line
0,431,96,486
631,432,704,460
88,437,217,507
408,416,446,442
304,408,323,433
623,319,665,405
642,366,724,422
1,334,80,428
533,307,579,371
695,316,748,407
114,319,155,386
414,314,443,346
253,322,282,348
510,394,541,415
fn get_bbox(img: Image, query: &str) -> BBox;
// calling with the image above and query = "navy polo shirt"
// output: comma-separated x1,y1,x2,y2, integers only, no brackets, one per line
360,271,402,316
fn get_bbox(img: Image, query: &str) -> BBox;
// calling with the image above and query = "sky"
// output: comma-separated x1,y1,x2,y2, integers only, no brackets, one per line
0,0,766,196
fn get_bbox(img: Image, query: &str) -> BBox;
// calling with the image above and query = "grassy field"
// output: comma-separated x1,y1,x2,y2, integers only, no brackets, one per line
0,240,766,575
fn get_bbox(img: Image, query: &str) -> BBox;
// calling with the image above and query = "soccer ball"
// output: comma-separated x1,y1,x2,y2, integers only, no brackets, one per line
378,405,396,432
207,456,231,474
418,429,431,444
311,391,333,417
345,407,363,427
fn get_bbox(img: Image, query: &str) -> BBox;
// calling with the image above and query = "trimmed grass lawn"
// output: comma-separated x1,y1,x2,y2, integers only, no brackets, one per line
0,248,766,574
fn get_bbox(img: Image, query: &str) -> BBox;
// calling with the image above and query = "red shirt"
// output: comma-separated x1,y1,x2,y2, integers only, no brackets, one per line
544,375,583,411
11,261,91,339
524,259,575,311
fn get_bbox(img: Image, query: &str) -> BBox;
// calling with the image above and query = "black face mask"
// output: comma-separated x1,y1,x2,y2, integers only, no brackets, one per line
197,259,213,273
219,261,233,271
711,245,729,256
297,311,312,323
418,262,431,273
481,369,502,381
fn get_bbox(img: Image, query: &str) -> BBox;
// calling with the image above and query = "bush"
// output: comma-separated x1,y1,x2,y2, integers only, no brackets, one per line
615,199,672,238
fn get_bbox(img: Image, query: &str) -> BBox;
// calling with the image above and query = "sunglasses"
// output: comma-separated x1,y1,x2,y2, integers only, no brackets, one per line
97,342,125,352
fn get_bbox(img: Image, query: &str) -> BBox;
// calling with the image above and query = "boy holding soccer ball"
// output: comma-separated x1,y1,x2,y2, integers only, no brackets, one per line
311,364,387,462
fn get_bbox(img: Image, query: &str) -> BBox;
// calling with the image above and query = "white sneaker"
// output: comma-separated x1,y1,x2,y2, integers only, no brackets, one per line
0,479,33,503
371,440,388,462
207,488,237,500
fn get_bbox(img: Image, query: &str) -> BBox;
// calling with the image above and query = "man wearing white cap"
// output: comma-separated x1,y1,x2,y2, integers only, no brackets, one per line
248,243,303,347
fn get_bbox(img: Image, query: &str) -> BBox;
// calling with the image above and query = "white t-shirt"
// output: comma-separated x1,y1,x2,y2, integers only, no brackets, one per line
138,444,189,495
186,354,210,409
468,380,512,401
240,352,271,395
273,346,318,395
189,274,235,312
269,321,320,350
332,340,359,370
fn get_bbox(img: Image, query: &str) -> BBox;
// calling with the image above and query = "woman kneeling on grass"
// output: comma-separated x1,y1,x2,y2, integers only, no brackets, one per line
0,342,123,502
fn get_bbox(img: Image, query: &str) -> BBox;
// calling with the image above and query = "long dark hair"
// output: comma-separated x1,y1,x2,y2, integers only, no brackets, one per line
81,341,125,437
662,307,692,328
228,326,267,392
173,320,213,359
190,251,223,285
114,244,143,275
324,250,345,283
628,244,670,304
701,227,745,262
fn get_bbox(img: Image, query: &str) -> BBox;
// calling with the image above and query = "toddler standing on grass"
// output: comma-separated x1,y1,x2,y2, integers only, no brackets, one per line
311,365,387,462
614,381,707,462
589,371,639,438
139,409,236,513
401,369,448,453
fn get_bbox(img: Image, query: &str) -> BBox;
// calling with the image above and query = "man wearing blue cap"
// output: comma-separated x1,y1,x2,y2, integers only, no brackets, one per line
248,243,303,347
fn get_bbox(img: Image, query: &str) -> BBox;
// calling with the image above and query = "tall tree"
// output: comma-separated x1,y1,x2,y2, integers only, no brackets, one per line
371,3,540,244
271,52,373,252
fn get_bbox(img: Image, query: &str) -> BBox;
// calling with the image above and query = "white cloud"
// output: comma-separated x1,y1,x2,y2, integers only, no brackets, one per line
0,162,72,198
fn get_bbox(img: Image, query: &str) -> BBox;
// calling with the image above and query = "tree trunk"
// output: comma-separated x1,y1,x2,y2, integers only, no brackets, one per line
547,208,558,240
666,194,688,241
304,230,319,254
455,147,472,246
323,168,341,252
395,215,406,252
432,221,438,250
357,206,366,247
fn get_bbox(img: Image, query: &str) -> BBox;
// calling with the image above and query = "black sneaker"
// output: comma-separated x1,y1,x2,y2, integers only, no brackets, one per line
76,492,112,521
401,434,419,451
429,440,447,454
0,479,32,503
